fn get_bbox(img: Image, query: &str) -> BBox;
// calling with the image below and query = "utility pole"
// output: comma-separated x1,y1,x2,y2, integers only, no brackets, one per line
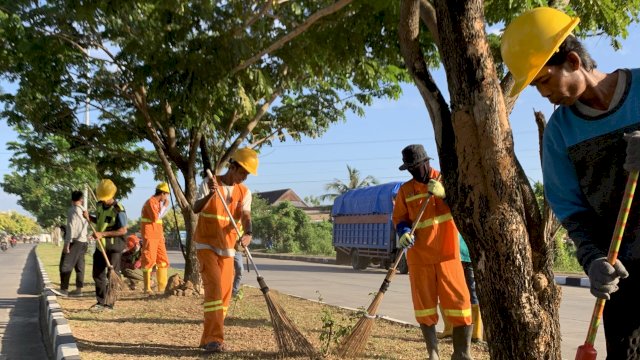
83,47,90,210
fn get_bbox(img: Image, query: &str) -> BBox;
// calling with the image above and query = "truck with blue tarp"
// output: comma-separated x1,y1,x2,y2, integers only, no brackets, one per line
331,181,408,273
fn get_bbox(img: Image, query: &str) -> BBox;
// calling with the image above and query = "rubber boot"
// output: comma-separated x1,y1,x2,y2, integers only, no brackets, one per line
471,304,483,342
143,269,154,295
438,310,452,339
419,324,440,360
451,325,473,360
157,267,168,293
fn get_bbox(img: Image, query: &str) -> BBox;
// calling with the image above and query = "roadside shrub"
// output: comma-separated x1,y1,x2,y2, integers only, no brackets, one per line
553,230,582,273
299,221,334,256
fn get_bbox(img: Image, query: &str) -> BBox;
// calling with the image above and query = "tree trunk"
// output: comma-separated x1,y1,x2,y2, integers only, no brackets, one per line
399,1,561,358
180,166,201,287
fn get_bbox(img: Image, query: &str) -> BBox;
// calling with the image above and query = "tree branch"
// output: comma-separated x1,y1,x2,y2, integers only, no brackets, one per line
501,72,518,114
218,89,282,171
231,0,354,74
419,0,439,46
398,0,450,148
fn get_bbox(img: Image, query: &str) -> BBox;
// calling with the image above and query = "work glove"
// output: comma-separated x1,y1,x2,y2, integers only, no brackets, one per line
428,179,446,199
587,257,629,300
398,232,415,249
624,130,640,172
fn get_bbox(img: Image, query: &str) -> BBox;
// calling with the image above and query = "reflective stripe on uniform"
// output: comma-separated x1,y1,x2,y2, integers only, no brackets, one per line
201,212,230,221
406,193,429,203
415,213,453,229
443,308,472,318
415,307,438,317
201,212,241,225
195,242,236,257
204,299,224,313
140,217,162,224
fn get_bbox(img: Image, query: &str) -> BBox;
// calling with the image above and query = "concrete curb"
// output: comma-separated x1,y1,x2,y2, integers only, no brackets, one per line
35,249,81,360
251,252,590,288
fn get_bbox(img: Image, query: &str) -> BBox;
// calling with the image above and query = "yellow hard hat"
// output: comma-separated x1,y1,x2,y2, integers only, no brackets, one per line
96,179,117,201
156,182,170,193
231,147,259,175
500,7,580,96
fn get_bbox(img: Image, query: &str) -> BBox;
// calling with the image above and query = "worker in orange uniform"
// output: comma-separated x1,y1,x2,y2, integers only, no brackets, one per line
393,144,473,360
193,147,257,353
140,182,171,295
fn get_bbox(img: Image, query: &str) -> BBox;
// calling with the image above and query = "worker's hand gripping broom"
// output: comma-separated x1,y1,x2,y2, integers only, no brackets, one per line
576,170,639,360
205,169,316,358
336,190,434,358
85,187,124,306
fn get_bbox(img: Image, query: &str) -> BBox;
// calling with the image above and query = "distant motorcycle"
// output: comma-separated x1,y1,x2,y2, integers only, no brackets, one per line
1,241,7,252
10,238,17,248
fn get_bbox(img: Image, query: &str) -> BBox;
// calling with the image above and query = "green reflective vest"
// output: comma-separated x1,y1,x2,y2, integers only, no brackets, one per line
96,201,126,247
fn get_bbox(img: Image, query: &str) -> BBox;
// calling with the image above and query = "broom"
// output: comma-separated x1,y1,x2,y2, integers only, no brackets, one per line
205,169,317,358
336,189,434,358
575,170,639,360
86,186,125,306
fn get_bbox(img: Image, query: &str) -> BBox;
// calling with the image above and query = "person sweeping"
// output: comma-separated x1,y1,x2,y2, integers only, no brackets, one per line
501,7,640,359
140,182,171,295
392,145,473,360
89,179,128,311
193,148,257,353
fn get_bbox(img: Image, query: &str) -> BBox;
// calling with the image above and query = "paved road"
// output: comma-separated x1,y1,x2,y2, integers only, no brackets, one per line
0,243,48,360
168,250,606,359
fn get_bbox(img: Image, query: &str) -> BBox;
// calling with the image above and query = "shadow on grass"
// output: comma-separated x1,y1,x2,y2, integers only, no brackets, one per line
66,316,202,325
76,339,285,359
65,315,271,328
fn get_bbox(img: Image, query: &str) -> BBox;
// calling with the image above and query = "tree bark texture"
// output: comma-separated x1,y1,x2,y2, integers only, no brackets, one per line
399,1,561,358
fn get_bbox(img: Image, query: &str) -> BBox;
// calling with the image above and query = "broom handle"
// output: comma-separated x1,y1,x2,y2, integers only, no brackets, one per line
205,170,266,284
88,220,115,269
582,170,638,347
84,185,115,269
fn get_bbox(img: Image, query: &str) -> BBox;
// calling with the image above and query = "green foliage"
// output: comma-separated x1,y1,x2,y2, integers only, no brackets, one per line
316,290,361,356
298,221,335,256
0,211,42,235
484,0,640,49
553,229,583,273
252,195,334,255
253,201,308,253
304,195,323,206
321,165,379,202
0,127,142,227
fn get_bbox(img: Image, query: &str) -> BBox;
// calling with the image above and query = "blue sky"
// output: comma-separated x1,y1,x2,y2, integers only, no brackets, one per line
1,23,640,221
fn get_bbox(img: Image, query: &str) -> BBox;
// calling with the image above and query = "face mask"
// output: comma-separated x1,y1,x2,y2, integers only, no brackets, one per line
408,162,430,184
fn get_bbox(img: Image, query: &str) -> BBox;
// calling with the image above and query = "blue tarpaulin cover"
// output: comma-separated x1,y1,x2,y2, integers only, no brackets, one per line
331,182,404,216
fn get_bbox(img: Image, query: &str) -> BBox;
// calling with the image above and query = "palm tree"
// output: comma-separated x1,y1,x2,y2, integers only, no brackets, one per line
321,165,379,202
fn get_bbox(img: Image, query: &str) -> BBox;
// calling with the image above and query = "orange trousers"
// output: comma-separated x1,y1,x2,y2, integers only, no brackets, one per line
141,236,169,270
409,259,472,327
197,249,234,346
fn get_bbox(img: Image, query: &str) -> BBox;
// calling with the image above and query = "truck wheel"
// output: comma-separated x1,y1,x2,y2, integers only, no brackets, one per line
351,249,369,270
336,250,350,265
397,255,409,274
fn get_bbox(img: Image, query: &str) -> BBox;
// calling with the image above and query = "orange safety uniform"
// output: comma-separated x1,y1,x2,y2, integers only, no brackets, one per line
195,179,248,346
392,168,472,328
140,196,169,271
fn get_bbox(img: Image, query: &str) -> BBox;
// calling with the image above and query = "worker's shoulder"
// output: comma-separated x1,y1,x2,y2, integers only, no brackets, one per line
114,201,126,212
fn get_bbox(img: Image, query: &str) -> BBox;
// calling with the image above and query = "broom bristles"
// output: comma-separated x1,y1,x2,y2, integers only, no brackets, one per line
105,267,124,306
263,291,317,358
335,292,385,358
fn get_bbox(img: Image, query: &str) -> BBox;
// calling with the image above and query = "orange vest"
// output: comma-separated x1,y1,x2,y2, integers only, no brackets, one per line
392,169,459,265
140,196,164,239
195,180,247,255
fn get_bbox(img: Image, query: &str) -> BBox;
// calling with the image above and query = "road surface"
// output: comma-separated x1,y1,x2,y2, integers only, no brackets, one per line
167,250,606,359
0,243,48,360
